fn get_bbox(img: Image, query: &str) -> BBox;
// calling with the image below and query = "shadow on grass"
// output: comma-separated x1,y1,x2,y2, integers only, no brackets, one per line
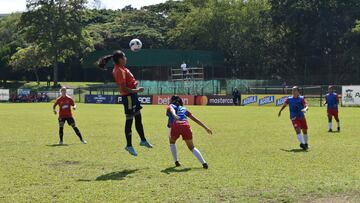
161,166,192,174
280,148,308,153
95,169,139,181
46,144,69,147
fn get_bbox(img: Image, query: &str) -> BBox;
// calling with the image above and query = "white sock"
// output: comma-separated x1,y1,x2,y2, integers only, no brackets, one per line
337,122,340,128
297,133,305,144
192,147,206,164
303,134,308,144
328,122,332,129
170,144,178,162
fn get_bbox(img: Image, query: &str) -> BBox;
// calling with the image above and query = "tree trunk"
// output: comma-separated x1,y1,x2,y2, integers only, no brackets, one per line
53,55,58,87
34,68,40,85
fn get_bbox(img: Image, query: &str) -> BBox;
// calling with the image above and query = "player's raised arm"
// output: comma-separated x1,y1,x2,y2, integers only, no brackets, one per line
188,114,212,135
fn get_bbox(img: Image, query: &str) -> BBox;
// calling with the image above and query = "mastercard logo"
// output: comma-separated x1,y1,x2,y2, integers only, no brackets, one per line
196,96,208,105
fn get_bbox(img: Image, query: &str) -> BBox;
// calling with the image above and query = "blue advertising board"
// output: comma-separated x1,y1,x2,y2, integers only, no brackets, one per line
85,95,117,104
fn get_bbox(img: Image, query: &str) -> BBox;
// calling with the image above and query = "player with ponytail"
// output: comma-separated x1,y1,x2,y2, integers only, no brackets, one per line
97,50,152,156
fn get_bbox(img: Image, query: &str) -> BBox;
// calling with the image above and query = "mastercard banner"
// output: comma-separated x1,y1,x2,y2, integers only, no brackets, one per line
196,95,234,106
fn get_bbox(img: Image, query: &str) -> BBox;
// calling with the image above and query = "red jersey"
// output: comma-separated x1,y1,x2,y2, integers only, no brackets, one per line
112,64,138,96
53,96,74,118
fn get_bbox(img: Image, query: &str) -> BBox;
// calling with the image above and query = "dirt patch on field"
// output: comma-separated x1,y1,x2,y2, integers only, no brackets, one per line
305,194,360,203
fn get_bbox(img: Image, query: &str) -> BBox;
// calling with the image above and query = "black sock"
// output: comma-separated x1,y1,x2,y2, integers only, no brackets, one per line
72,127,83,141
125,119,133,147
135,113,146,142
59,127,64,142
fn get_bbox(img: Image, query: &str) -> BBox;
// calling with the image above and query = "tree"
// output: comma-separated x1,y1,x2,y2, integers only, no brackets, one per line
0,13,24,84
9,44,52,84
20,0,93,86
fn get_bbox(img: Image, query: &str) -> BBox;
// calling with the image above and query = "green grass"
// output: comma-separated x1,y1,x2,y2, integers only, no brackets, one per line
0,104,359,202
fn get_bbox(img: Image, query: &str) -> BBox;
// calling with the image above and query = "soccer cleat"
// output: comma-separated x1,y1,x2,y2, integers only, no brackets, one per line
300,143,307,150
175,161,181,167
81,140,87,144
140,140,153,148
202,163,209,169
337,127,340,132
328,129,333,132
305,144,309,149
125,146,138,156
59,141,63,145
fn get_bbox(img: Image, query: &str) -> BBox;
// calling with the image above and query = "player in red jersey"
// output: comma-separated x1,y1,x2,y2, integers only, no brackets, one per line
97,50,152,156
166,96,212,169
53,87,87,145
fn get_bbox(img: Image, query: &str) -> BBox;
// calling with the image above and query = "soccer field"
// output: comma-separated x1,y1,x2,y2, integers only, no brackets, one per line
0,104,359,202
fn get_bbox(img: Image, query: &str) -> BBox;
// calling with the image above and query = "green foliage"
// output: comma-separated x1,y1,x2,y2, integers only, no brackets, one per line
0,13,24,81
20,0,94,85
1,0,360,84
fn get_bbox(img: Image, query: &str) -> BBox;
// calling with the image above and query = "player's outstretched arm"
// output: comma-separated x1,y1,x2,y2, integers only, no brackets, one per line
278,103,287,117
188,115,212,135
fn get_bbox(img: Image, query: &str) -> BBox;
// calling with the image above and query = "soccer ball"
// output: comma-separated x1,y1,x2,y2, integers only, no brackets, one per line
129,39,142,52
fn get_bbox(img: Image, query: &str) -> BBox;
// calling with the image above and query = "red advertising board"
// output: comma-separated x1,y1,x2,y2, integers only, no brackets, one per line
152,95,195,105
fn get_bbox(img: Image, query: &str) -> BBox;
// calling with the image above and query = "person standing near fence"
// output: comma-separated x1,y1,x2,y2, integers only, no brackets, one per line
232,87,241,105
181,61,189,80
97,50,153,156
325,86,340,132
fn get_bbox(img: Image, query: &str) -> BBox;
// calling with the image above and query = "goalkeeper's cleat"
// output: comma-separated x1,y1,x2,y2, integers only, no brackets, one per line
125,146,138,156
140,140,153,148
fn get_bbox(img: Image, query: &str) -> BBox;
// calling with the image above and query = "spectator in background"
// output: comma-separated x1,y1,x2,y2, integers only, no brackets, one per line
232,87,241,106
181,62,189,80
47,75,51,87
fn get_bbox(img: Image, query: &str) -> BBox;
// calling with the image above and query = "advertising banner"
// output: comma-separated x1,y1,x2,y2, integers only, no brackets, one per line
152,95,195,105
342,86,360,107
117,95,153,104
85,95,117,104
242,95,258,106
259,96,275,106
196,95,233,106
17,89,31,96
39,89,74,99
0,89,10,101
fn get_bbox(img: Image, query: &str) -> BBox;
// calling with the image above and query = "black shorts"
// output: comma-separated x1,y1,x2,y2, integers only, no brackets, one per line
122,93,142,115
59,117,75,126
